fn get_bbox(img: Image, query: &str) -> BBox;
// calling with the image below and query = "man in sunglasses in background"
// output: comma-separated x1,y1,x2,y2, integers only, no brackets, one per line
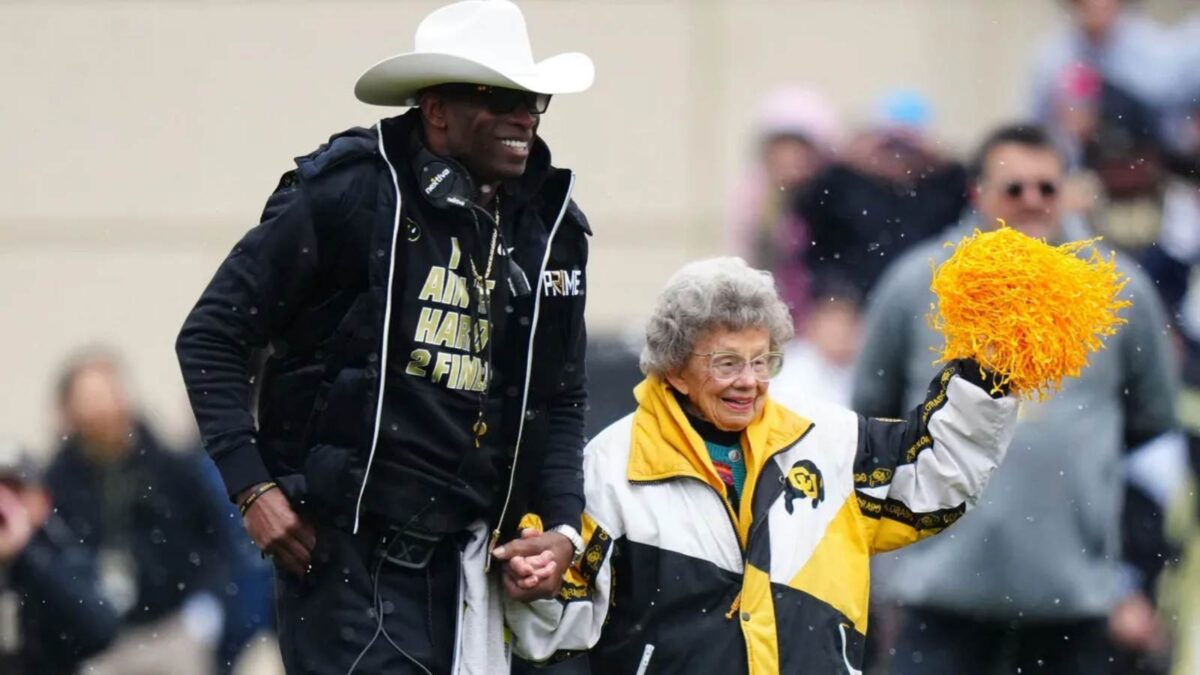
851,123,1177,673
176,1,594,672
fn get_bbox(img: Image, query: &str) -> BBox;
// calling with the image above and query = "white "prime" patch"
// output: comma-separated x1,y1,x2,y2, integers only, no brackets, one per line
542,269,584,297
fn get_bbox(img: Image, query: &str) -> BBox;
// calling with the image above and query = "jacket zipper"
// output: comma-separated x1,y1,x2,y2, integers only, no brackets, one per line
486,172,577,568
351,121,406,534
742,424,815,550
730,424,815,675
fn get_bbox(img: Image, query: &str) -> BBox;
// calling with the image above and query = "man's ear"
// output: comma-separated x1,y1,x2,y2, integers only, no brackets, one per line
420,93,448,131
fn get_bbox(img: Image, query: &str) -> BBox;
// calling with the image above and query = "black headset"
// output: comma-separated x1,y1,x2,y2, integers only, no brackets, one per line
413,145,477,212
409,140,532,298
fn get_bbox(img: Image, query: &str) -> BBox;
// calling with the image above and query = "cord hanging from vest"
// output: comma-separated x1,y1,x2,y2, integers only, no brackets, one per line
467,194,501,448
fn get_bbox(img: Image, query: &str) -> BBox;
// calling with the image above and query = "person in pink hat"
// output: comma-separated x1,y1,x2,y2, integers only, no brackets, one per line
176,1,595,672
727,85,842,328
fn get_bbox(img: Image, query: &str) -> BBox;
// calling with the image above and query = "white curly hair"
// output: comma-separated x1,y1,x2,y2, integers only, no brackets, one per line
639,257,794,379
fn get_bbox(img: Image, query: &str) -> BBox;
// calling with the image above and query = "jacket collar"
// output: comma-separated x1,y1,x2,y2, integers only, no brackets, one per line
629,377,814,545
628,377,814,492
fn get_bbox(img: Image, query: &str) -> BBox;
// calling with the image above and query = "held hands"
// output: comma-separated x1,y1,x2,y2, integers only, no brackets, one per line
492,528,575,602
238,483,315,578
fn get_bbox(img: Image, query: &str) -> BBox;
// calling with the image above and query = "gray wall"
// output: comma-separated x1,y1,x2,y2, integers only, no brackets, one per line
0,0,1189,450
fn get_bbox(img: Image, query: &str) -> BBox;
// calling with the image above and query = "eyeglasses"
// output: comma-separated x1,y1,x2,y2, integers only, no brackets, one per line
692,351,785,382
435,83,552,115
1002,180,1059,200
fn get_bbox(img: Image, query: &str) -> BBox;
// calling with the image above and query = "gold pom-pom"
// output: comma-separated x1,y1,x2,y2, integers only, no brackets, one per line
928,222,1131,399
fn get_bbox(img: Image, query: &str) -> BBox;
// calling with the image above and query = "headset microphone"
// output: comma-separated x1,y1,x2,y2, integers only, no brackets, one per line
416,153,531,299
505,257,532,298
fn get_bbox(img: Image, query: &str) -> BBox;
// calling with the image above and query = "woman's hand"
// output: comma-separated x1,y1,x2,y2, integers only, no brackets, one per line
492,528,575,602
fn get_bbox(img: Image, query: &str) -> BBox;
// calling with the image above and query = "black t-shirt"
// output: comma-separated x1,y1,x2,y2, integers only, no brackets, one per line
363,139,539,533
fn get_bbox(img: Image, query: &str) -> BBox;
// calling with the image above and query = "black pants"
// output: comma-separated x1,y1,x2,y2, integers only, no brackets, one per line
276,520,460,675
888,606,1111,675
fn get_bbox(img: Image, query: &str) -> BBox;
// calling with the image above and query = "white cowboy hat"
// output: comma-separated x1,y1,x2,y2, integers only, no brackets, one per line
354,0,595,107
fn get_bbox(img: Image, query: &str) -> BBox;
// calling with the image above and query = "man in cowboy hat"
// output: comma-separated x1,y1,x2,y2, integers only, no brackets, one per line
176,1,595,673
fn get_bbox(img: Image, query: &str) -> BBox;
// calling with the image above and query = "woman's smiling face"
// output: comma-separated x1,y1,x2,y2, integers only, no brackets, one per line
666,326,772,432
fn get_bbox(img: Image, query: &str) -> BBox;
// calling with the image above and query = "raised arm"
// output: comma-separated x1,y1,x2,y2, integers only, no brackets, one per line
852,360,1019,553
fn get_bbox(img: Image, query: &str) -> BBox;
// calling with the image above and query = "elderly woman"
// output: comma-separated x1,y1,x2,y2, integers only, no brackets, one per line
503,257,1017,674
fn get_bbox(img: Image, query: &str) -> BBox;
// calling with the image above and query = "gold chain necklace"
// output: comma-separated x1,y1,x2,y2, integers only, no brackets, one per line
469,194,500,446
467,195,500,309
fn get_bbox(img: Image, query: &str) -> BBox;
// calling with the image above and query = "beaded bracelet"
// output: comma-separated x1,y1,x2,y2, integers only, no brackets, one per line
238,481,279,516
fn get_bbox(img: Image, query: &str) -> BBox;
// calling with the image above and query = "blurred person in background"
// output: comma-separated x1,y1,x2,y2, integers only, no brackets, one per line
192,452,278,675
176,1,595,672
1163,11,1200,183
727,84,842,325
1159,350,1200,675
796,89,967,300
1145,173,1200,359
49,350,231,675
1045,60,1172,278
1156,46,1200,657
1032,0,1176,131
1153,40,1200,346
770,284,862,408
0,439,118,675
854,123,1176,674
1033,1,1197,323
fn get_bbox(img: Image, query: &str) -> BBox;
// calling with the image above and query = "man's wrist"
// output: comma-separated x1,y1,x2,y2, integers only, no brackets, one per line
235,481,270,505
548,524,584,566
237,481,279,516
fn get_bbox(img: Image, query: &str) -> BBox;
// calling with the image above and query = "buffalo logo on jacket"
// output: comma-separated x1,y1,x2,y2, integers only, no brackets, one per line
784,459,825,512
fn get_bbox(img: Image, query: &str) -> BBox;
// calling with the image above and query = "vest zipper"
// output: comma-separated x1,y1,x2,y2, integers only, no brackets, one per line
486,171,577,571
351,121,406,533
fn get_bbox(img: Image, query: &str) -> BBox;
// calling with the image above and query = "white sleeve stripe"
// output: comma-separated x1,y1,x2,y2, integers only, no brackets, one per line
1125,431,1189,508
856,485,889,500
883,378,1017,514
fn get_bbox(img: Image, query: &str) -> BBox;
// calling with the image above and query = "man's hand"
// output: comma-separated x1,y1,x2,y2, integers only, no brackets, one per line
492,528,575,602
0,484,35,563
1108,591,1168,653
239,484,315,578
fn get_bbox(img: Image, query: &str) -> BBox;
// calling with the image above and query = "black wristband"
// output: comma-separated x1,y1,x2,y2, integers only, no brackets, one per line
239,481,279,516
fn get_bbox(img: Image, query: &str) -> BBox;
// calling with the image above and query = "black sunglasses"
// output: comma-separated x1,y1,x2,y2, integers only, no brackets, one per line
434,83,552,115
1003,180,1059,200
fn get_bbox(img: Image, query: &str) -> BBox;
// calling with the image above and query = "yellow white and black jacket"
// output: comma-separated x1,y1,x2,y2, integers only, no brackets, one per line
505,360,1018,674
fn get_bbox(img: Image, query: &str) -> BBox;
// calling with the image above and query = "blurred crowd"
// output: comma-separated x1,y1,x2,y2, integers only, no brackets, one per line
0,351,280,675
5,0,1200,673
725,1,1200,674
